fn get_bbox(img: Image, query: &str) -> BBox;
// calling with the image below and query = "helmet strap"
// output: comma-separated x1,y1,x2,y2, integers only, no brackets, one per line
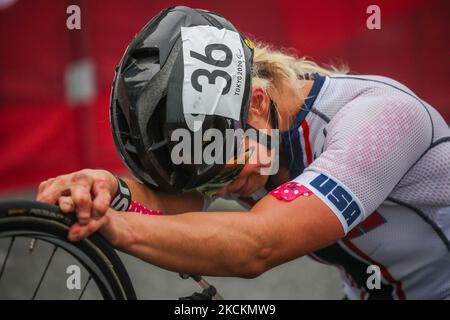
269,98,279,130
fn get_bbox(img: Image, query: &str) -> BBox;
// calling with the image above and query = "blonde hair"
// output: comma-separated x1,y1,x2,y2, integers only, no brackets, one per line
251,41,348,98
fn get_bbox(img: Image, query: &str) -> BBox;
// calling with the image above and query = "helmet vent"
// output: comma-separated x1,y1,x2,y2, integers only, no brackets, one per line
146,96,173,173
200,11,224,29
130,47,159,64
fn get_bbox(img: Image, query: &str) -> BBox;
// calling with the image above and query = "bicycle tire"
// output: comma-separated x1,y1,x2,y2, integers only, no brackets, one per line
0,199,137,300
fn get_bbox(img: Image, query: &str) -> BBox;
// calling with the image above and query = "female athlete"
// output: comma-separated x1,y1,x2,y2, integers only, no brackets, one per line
36,6,450,299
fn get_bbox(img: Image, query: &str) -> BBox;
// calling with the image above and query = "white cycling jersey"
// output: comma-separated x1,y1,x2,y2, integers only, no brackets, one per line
207,74,450,299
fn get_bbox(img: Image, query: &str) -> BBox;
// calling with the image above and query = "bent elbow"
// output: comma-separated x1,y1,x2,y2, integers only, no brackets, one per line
240,265,265,279
238,246,273,279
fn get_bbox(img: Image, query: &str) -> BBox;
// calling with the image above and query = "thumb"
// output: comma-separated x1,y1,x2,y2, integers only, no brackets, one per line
68,214,109,241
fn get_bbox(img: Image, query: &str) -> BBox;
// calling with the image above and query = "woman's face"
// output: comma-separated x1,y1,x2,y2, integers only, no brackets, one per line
216,86,276,197
215,80,311,197
216,137,272,197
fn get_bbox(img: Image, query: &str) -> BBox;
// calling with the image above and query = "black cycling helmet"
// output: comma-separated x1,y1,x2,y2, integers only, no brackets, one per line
110,6,254,193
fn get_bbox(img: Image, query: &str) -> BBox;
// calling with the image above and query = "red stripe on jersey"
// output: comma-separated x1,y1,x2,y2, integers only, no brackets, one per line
360,211,386,233
345,211,386,239
301,120,313,164
346,226,364,239
342,238,406,300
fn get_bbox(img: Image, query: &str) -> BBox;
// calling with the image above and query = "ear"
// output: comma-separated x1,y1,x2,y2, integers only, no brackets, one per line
249,86,270,117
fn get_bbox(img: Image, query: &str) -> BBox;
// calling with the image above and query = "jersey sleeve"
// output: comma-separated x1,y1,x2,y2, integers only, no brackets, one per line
293,96,432,234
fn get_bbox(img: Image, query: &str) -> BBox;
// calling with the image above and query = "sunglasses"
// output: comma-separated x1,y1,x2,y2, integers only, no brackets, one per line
194,118,278,198
195,146,255,197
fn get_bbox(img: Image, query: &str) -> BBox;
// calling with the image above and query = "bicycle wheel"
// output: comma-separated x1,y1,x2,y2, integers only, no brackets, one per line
0,199,136,300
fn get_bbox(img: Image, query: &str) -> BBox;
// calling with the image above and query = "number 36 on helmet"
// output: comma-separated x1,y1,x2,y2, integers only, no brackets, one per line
110,5,254,194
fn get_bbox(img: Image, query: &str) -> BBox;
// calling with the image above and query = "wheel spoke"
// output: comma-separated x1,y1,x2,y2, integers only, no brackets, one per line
0,237,16,282
78,275,92,300
31,245,58,300
28,238,38,254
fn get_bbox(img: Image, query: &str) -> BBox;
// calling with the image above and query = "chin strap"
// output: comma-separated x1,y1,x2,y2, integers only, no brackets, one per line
268,98,279,131
244,98,280,151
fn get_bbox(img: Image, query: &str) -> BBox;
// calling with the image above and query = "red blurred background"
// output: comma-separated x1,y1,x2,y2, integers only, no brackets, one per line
0,0,449,194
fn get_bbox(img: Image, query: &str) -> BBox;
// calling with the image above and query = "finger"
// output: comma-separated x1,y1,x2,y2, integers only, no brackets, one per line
70,173,94,225
68,216,108,241
92,180,112,218
58,196,75,213
37,178,53,193
36,178,58,202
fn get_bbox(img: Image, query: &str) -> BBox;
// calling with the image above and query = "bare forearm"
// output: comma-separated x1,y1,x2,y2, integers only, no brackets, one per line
109,210,268,277
101,193,343,278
